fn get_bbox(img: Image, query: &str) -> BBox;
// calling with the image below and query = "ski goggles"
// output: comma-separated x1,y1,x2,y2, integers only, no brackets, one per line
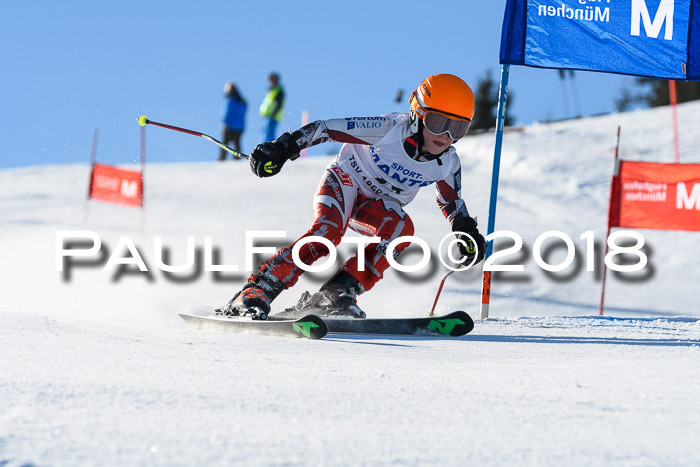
423,111,472,140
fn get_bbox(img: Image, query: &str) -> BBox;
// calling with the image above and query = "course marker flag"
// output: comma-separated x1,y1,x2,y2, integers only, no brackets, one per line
500,0,699,80
609,160,700,232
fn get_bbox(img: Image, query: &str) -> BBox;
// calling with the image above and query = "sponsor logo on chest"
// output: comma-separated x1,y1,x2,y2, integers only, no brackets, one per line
369,146,435,188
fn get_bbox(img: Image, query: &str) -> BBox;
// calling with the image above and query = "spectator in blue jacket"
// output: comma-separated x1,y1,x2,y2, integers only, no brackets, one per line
220,82,247,161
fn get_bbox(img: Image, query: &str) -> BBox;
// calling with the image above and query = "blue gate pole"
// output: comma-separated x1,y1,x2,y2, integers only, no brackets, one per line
479,64,510,319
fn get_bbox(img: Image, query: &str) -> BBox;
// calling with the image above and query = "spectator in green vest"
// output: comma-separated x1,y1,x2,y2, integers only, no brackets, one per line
259,72,285,141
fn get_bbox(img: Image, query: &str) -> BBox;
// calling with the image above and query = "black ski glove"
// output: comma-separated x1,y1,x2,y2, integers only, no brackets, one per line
452,215,487,266
249,132,301,178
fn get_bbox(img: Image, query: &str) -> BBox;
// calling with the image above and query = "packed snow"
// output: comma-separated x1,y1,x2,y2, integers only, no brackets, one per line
2,102,700,466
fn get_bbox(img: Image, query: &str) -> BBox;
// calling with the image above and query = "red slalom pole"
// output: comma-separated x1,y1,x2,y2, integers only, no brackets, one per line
669,81,680,163
480,269,491,319
137,115,249,160
599,125,622,316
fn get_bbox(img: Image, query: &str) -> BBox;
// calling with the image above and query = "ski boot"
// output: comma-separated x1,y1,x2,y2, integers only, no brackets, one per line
281,271,367,319
217,270,285,320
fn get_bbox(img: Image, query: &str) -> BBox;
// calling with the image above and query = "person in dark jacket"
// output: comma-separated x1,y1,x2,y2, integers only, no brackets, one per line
220,82,247,160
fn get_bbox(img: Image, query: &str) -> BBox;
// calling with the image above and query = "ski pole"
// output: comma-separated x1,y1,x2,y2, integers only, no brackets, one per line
430,262,473,316
137,115,249,160
429,268,456,317
430,230,482,316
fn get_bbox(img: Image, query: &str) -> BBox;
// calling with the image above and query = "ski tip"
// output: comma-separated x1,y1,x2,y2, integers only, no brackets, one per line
430,310,475,337
293,314,329,339
427,310,474,337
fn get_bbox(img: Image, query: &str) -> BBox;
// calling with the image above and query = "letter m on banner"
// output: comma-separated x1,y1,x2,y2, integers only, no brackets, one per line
88,163,144,208
631,0,675,40
609,161,700,231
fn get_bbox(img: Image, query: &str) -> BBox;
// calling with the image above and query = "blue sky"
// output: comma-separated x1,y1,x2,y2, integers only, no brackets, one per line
1,1,634,169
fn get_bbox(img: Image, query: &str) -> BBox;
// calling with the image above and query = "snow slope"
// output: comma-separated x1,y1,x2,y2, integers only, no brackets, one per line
1,102,700,465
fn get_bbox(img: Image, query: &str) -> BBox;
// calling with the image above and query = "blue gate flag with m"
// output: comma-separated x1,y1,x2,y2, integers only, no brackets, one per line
500,0,700,80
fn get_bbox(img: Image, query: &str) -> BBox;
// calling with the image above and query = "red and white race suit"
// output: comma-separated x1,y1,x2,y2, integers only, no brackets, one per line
259,112,471,292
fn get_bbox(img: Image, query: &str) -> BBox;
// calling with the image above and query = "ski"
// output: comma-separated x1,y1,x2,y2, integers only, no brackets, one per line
270,310,474,337
179,313,328,339
322,311,474,337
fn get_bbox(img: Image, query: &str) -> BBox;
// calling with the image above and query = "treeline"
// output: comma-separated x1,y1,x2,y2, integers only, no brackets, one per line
468,70,700,133
616,78,700,111
470,69,515,132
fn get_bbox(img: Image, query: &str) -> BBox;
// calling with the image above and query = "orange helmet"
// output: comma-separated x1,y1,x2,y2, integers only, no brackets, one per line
409,74,474,139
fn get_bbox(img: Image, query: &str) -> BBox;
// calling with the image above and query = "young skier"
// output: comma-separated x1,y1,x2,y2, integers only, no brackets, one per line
220,73,487,319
